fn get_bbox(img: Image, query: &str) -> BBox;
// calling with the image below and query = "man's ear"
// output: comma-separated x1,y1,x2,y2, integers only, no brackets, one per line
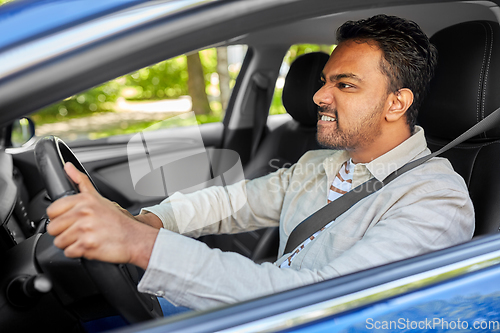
385,88,414,122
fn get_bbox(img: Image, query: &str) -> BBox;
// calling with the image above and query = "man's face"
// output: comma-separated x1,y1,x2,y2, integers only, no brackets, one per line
313,40,391,152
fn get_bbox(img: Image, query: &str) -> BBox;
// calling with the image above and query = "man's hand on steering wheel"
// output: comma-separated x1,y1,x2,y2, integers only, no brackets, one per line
46,162,158,270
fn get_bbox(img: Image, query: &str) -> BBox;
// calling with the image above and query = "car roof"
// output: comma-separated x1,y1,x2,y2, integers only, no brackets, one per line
239,2,499,46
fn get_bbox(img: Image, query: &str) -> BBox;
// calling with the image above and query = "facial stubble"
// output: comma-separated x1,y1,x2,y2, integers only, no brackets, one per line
316,100,385,151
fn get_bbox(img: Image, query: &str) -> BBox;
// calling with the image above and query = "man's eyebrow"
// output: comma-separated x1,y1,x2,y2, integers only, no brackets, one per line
326,73,361,82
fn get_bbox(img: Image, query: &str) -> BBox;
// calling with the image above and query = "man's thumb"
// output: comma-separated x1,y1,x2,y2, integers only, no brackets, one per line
64,162,94,193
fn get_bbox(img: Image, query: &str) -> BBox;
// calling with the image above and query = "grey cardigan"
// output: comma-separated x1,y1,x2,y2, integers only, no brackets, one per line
138,126,474,310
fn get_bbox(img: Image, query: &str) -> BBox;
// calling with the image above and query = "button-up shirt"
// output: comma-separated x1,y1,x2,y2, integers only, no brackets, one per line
138,126,474,310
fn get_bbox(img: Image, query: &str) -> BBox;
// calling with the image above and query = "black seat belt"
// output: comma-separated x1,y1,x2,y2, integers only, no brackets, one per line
284,106,500,255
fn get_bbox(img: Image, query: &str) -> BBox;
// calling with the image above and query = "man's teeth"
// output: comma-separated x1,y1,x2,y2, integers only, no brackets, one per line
321,115,337,122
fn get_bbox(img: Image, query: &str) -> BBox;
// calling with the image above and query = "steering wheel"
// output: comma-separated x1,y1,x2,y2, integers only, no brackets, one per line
34,136,163,323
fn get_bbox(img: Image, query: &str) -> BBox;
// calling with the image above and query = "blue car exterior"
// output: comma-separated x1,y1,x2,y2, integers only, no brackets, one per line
0,0,147,50
1,0,500,332
297,262,500,332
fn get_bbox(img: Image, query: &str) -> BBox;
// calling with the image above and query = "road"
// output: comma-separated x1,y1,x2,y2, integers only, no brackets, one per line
35,97,193,141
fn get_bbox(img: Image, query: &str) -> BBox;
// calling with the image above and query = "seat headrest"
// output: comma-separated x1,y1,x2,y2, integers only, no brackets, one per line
282,52,330,127
419,21,500,141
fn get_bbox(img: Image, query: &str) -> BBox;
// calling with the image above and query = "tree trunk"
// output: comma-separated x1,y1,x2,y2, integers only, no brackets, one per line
216,47,231,110
187,52,211,115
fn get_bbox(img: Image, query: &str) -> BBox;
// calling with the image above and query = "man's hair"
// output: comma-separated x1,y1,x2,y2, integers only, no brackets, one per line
337,14,438,132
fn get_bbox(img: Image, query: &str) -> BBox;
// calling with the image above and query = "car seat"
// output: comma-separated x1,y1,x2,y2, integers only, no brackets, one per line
202,52,330,262
244,51,330,179
418,20,500,236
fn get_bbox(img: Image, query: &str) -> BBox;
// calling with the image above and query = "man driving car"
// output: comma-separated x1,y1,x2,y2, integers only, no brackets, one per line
46,14,474,312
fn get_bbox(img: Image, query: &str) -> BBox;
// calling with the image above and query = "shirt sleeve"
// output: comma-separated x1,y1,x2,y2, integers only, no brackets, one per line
137,185,474,310
140,164,297,238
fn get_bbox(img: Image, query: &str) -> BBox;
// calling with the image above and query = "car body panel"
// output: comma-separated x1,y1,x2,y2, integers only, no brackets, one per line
292,264,500,332
0,0,148,50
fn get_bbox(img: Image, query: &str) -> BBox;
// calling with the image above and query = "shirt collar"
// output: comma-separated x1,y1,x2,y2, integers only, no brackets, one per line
365,125,428,181
322,126,429,183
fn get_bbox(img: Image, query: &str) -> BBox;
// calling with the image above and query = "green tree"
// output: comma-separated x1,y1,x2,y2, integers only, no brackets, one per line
123,56,189,100
187,53,211,115
32,47,233,125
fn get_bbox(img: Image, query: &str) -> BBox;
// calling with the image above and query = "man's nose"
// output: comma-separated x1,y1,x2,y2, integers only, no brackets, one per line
313,85,333,107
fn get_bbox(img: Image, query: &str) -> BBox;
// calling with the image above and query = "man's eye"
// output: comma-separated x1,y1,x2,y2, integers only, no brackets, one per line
338,83,353,89
319,79,326,86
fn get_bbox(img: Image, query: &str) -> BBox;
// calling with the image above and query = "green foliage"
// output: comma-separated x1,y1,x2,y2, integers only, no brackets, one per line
31,81,121,124
270,89,286,115
33,55,192,122
199,49,218,86
124,56,189,100
283,44,335,66
33,48,225,123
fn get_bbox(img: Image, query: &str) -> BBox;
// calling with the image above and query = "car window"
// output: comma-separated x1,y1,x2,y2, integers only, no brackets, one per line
270,44,335,115
30,45,247,142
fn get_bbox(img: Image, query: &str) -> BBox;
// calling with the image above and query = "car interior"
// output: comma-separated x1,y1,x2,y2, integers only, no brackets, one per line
200,51,330,263
200,3,500,261
1,0,500,331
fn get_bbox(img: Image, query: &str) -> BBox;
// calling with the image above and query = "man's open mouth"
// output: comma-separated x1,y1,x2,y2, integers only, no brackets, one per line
320,115,337,122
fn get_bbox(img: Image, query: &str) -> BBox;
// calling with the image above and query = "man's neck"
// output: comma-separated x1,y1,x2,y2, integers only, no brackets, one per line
349,127,412,164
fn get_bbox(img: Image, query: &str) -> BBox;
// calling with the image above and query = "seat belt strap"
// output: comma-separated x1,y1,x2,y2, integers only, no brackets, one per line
283,106,500,255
